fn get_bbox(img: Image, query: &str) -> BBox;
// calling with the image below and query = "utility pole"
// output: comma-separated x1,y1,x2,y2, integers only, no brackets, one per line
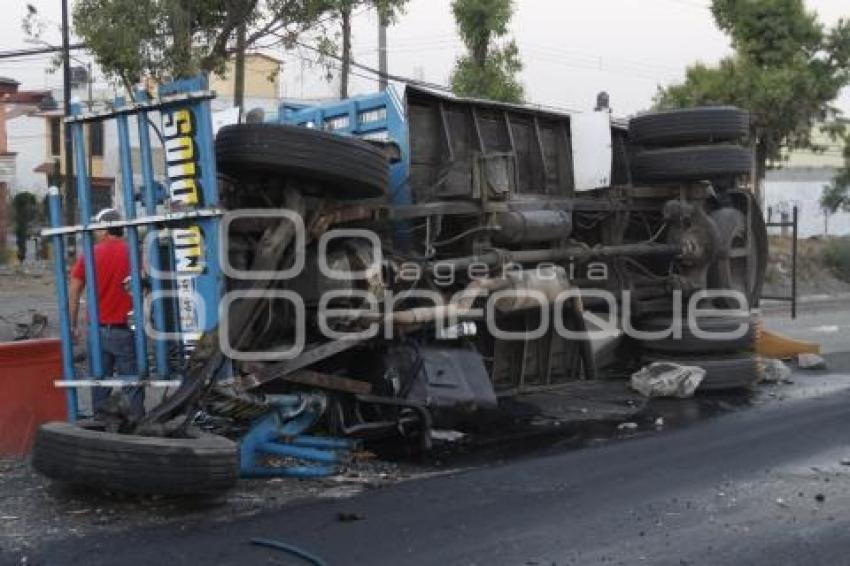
378,13,388,91
87,62,93,180
61,0,76,236
340,5,352,99
233,22,246,115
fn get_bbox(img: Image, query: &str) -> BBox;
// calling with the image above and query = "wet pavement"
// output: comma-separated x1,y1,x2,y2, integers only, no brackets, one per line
12,360,850,566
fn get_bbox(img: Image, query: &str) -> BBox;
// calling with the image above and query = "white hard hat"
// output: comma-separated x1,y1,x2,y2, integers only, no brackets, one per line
94,208,121,223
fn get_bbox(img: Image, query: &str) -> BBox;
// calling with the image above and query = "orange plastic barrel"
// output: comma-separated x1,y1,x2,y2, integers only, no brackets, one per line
0,339,68,456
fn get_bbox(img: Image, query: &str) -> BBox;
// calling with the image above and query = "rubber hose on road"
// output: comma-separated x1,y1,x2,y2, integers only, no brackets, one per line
251,538,328,566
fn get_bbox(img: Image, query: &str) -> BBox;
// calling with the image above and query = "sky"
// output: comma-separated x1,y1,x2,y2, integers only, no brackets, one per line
1,0,848,117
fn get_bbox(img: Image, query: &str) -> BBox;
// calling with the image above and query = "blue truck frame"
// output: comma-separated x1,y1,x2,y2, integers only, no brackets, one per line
277,88,411,207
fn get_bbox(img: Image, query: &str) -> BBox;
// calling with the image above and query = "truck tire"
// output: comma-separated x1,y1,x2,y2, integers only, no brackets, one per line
642,352,764,391
636,314,758,355
631,144,752,183
31,422,239,495
748,196,769,307
216,123,389,199
629,107,750,146
708,200,768,309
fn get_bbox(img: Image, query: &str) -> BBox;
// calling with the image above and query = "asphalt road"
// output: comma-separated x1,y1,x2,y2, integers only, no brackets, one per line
17,372,850,566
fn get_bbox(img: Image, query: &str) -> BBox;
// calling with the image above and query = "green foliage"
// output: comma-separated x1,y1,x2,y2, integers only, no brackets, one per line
452,0,512,65
73,0,162,87
368,0,407,25
819,124,849,232
820,178,850,216
655,1,850,177
449,0,523,103
711,0,823,66
822,238,850,282
451,41,523,103
65,0,328,86
837,130,850,189
21,3,44,39
11,192,39,263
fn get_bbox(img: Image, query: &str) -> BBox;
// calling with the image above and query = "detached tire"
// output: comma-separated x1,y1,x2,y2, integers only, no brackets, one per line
631,144,752,183
629,106,750,146
642,353,764,391
31,422,239,495
216,123,389,199
636,314,758,355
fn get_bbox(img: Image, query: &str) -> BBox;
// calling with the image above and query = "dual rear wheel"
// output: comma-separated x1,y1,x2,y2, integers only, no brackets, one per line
634,314,764,392
629,107,752,185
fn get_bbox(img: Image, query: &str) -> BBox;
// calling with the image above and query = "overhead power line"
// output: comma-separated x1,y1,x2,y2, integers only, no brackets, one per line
290,38,455,93
288,39,583,113
0,43,86,61
521,49,673,83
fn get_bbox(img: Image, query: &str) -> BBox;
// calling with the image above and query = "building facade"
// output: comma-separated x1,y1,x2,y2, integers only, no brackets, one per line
23,52,283,222
1,76,56,255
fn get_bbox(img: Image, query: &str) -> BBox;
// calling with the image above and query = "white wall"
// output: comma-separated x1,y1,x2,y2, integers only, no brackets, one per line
765,167,850,237
6,113,48,198
211,95,281,119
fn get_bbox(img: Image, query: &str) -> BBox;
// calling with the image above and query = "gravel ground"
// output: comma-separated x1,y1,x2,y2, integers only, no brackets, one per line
0,266,58,342
0,267,432,557
0,453,426,557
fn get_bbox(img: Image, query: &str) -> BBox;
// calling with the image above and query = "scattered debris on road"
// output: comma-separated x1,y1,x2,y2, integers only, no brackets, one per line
431,430,466,442
11,313,48,341
797,353,827,370
0,453,413,555
336,511,365,522
762,358,793,383
630,362,705,398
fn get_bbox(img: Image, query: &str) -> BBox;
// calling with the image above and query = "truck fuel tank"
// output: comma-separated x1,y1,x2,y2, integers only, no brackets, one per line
492,210,573,245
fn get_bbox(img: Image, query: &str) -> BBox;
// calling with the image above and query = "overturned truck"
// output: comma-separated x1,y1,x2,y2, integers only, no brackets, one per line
33,80,767,494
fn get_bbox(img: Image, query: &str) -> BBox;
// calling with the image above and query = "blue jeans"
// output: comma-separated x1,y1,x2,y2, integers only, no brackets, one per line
92,326,144,417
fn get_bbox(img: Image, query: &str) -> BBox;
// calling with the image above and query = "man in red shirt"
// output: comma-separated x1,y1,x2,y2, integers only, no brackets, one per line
69,208,143,416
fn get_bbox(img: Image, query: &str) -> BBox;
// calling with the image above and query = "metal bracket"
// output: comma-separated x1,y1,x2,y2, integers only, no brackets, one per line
40,208,225,237
239,394,355,478
63,90,216,124
54,379,181,388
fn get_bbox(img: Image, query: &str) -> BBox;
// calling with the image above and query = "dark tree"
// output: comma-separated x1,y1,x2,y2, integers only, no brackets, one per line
449,0,524,103
655,1,850,188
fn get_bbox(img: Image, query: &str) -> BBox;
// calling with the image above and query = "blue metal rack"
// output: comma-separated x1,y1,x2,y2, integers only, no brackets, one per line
43,76,354,479
42,76,225,420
